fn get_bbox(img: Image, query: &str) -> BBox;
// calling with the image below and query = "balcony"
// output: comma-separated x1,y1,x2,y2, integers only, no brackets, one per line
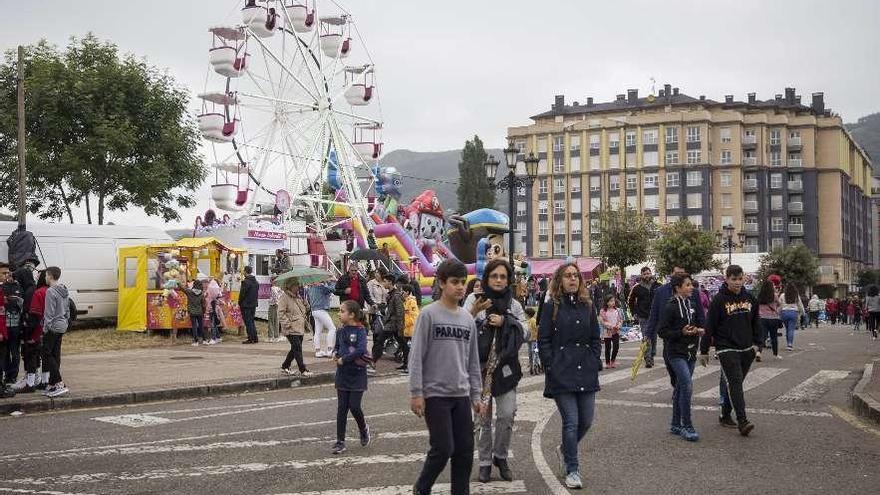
787,158,803,168
743,157,758,166
788,136,802,148
789,201,804,213
744,200,759,212
788,180,804,191
788,223,804,234
744,223,759,233
743,178,758,190
742,135,757,148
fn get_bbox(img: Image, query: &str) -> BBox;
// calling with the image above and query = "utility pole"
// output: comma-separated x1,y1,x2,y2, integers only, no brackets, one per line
16,45,26,228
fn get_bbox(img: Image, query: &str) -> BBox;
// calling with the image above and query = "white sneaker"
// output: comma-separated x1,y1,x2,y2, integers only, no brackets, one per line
41,385,56,396
300,371,314,377
315,351,326,358
47,383,69,398
564,471,583,489
776,355,783,360
191,342,200,347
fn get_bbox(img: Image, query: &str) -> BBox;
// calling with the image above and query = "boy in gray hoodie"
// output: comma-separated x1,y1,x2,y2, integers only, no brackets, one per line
42,266,69,398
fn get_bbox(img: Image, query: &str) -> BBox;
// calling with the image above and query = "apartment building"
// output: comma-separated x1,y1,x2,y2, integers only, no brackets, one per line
507,85,874,290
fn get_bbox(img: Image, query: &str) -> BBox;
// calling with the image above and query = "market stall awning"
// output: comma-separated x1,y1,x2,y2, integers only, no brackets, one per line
529,258,604,278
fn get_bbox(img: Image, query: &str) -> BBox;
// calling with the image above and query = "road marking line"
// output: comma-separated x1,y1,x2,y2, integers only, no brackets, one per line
595,398,834,417
374,376,410,386
828,405,880,438
695,367,788,399
622,365,719,395
531,408,570,495
775,370,850,403
0,488,99,495
271,480,526,495
518,363,657,390
90,398,336,427
3,453,429,485
91,414,173,428
0,412,407,463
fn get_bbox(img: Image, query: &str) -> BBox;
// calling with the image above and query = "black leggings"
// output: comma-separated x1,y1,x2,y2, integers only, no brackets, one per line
336,390,367,442
399,335,410,367
604,335,620,364
22,340,41,374
282,335,307,372
869,312,880,338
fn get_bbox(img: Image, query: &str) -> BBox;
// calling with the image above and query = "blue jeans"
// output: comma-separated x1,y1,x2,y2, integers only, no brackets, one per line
553,391,596,475
190,316,204,342
210,301,222,340
668,356,696,428
241,306,257,342
780,309,799,347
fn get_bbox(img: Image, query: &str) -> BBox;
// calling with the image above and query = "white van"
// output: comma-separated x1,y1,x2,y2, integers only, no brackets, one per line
0,222,172,320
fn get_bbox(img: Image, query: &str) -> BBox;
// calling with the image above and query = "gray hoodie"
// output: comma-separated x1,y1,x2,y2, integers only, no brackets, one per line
44,284,70,334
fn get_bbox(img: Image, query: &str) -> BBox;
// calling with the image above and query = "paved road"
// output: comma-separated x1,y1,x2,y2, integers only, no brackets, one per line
1,325,879,494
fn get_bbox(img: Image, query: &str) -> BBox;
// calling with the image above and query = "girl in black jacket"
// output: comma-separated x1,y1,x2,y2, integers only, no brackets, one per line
657,273,704,442
331,300,370,455
538,263,601,490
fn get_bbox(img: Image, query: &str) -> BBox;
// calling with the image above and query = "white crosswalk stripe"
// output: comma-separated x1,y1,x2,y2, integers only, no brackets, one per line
695,367,788,399
621,365,719,395
775,370,850,403
273,480,527,495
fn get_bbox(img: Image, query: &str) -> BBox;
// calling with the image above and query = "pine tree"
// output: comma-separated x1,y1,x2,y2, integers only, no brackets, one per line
456,135,495,212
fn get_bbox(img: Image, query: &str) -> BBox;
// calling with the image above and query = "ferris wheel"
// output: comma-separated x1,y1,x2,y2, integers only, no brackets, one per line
196,0,383,233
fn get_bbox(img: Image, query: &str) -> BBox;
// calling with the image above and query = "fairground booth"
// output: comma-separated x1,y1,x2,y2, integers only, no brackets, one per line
117,237,246,332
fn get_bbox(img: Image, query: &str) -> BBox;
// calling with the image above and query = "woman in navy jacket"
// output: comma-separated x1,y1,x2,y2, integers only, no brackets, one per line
538,263,602,490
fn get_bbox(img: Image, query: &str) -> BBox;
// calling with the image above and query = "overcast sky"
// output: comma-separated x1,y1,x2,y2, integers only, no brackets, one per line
3,0,879,228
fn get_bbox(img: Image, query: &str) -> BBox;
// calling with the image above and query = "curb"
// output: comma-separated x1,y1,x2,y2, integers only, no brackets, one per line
0,371,341,416
851,359,880,425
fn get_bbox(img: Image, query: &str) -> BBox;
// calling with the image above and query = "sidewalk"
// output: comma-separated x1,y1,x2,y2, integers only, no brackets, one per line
852,358,880,425
0,336,400,415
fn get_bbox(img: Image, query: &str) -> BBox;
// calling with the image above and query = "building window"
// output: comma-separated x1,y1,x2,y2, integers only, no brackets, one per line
666,172,680,188
539,241,549,257
666,127,678,144
589,134,600,149
721,215,733,228
721,150,732,165
538,200,548,215
770,152,782,167
589,176,600,192
688,215,703,226
686,126,701,143
687,193,702,209
589,218,600,232
553,135,564,152
571,176,581,193
686,171,702,187
609,196,621,211
538,158,548,174
721,193,732,209
626,152,637,168
571,218,582,234
516,221,526,235
538,178,548,194
644,174,658,189
570,155,581,172
554,177,565,191
516,201,527,217
608,133,620,149
666,150,679,165
666,215,680,223
772,217,784,231
771,195,782,210
643,128,658,145
590,239,600,253
790,216,803,225
589,197,601,211
770,173,782,189
666,194,680,210
571,197,582,213
608,154,620,169
720,127,731,143
553,219,565,233
789,130,800,140
771,238,784,250
626,174,637,190
538,221,549,236
720,171,732,187
589,154,600,170
570,135,581,151
644,151,659,166
571,240,582,255
538,137,548,153
553,240,565,255
517,186,526,197
644,194,659,210
610,176,620,190
770,129,781,145
554,200,565,213
553,155,564,173
625,131,636,147
686,150,701,165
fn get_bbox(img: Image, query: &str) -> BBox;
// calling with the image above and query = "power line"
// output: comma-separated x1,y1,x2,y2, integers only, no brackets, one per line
357,174,460,185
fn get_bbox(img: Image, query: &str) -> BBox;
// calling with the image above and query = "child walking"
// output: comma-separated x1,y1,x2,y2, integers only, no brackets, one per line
400,284,420,374
267,279,282,342
332,300,371,455
525,307,540,375
183,280,206,346
410,259,484,495
599,294,622,368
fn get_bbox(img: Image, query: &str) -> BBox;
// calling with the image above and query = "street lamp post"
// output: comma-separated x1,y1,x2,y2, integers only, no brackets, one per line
715,224,747,265
485,147,539,270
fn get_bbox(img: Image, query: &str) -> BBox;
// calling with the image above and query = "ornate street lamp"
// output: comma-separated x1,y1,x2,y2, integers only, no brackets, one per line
486,147,540,269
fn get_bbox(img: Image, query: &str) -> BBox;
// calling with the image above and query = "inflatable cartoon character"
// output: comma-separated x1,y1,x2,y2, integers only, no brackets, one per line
405,190,445,262
371,165,402,222
475,234,505,280
447,209,509,264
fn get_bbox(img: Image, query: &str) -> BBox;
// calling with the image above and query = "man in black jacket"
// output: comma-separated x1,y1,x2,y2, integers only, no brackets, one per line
239,266,260,344
334,263,373,309
699,265,761,436
628,267,661,364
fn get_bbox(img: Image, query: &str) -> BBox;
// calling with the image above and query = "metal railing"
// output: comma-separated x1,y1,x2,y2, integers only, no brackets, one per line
744,200,759,211
743,157,757,166
788,158,803,168
788,180,804,191
743,178,758,189
742,135,757,145
789,202,804,213
788,223,804,234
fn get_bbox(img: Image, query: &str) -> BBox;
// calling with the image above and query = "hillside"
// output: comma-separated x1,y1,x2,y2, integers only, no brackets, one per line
380,148,506,214
847,112,880,173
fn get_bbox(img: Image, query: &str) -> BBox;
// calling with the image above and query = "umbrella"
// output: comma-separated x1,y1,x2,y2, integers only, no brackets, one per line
273,267,333,287
350,249,390,262
630,340,648,381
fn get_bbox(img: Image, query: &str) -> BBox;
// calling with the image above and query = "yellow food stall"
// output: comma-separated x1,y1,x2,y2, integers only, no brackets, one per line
117,237,246,332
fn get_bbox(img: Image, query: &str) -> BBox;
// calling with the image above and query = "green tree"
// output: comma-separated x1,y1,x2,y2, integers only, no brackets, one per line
857,268,880,289
755,244,819,290
0,35,204,224
597,207,655,280
456,135,495,213
652,220,721,276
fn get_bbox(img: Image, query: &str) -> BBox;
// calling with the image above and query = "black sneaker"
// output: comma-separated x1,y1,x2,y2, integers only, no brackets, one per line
360,426,371,447
35,382,48,391
331,441,346,454
0,387,15,399
738,420,755,437
719,416,737,428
